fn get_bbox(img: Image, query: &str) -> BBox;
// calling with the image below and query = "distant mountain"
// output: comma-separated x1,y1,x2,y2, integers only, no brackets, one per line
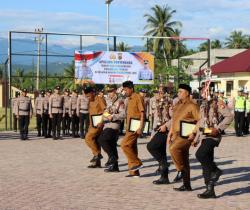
0,37,145,68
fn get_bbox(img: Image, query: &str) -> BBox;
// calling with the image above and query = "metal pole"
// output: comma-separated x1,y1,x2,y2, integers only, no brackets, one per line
4,59,9,130
36,33,41,90
106,2,110,51
45,34,48,89
207,39,211,67
8,31,12,130
80,35,83,51
113,36,116,51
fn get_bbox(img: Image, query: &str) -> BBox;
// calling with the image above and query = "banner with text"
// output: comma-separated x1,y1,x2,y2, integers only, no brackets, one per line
75,51,154,84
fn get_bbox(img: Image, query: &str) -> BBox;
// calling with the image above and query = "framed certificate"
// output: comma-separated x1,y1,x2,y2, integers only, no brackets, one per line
91,114,103,128
129,118,150,134
180,121,196,138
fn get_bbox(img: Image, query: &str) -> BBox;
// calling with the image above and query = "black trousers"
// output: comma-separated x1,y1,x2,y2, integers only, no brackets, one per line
79,113,89,137
52,113,62,137
62,113,71,134
42,113,52,137
147,131,168,162
71,114,79,136
234,111,245,135
97,128,119,159
19,115,30,139
244,113,250,134
36,114,43,135
195,138,219,184
13,114,18,131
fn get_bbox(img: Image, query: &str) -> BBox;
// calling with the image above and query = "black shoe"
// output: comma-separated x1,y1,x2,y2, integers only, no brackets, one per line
58,136,63,140
104,164,119,173
125,174,140,178
88,160,101,168
211,168,222,182
105,159,112,168
197,182,216,199
153,176,170,185
173,171,183,182
129,164,143,171
90,154,103,163
173,184,192,191
53,136,57,140
37,133,41,137
47,134,52,138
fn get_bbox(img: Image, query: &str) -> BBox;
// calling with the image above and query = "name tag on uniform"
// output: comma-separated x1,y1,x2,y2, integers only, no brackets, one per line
91,114,103,128
180,121,196,138
129,118,150,134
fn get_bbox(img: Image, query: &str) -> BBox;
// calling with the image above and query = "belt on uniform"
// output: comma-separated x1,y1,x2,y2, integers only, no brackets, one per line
36,109,41,110
80,108,88,110
19,109,30,111
104,120,121,124
52,107,62,108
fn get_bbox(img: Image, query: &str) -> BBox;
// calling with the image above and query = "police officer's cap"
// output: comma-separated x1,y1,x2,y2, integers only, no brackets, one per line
47,89,52,93
64,88,70,93
178,84,191,94
139,88,147,93
15,91,20,97
106,84,117,92
22,88,28,93
54,86,60,90
40,90,45,95
153,89,159,93
84,86,95,94
219,90,224,94
73,89,79,94
122,81,134,89
238,88,244,92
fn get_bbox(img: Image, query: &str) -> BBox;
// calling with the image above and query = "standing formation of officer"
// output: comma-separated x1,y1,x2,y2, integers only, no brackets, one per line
15,88,33,140
34,90,45,137
12,91,20,132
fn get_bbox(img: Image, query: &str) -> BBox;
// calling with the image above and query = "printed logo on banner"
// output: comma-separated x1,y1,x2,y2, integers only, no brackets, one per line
74,51,154,85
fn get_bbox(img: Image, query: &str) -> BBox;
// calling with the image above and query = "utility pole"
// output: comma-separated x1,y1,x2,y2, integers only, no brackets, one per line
105,0,113,51
35,28,44,91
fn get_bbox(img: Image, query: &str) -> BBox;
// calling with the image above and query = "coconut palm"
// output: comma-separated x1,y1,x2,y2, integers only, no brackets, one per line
117,42,131,52
225,31,247,49
144,4,182,66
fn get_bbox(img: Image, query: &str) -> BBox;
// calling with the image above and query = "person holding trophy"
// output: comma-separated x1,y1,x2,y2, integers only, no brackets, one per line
195,98,233,199
97,85,125,172
147,89,172,184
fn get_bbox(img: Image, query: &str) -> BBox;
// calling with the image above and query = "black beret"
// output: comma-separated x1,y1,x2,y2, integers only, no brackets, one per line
178,84,192,94
84,86,95,94
40,90,45,94
54,86,60,90
64,88,70,93
122,81,134,89
22,88,28,93
47,89,52,93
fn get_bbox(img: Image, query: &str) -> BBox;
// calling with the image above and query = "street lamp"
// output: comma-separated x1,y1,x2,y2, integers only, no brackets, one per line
105,0,113,51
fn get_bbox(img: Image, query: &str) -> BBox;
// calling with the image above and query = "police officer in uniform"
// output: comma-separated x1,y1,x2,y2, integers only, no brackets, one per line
121,81,145,177
77,88,90,138
49,86,64,140
233,88,246,137
149,90,158,131
35,90,45,137
12,91,20,132
84,86,106,168
69,89,79,138
195,98,233,198
147,89,172,184
62,89,71,136
97,85,125,172
16,88,33,140
42,89,52,138
243,91,250,135
168,84,200,191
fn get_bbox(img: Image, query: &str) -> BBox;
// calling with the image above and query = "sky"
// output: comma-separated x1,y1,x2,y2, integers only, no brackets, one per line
1,0,250,48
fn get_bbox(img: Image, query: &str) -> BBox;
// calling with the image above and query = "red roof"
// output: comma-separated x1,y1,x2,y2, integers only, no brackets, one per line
195,49,250,75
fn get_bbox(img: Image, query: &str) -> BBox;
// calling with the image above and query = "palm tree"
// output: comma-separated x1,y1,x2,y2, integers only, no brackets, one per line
117,42,131,52
144,4,182,66
198,39,223,51
225,31,247,49
63,61,76,90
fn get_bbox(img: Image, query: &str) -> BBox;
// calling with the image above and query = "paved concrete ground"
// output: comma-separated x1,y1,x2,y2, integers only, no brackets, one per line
0,131,249,210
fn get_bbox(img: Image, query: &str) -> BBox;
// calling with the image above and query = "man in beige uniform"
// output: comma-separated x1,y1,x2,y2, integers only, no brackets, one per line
84,86,106,168
97,85,125,172
168,84,200,191
69,89,79,138
49,86,64,140
62,89,71,136
42,89,52,138
16,88,33,140
121,81,145,177
12,91,20,132
34,90,45,137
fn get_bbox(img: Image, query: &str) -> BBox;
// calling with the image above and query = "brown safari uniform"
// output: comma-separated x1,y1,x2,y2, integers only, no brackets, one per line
85,96,106,156
121,92,144,175
169,98,200,184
